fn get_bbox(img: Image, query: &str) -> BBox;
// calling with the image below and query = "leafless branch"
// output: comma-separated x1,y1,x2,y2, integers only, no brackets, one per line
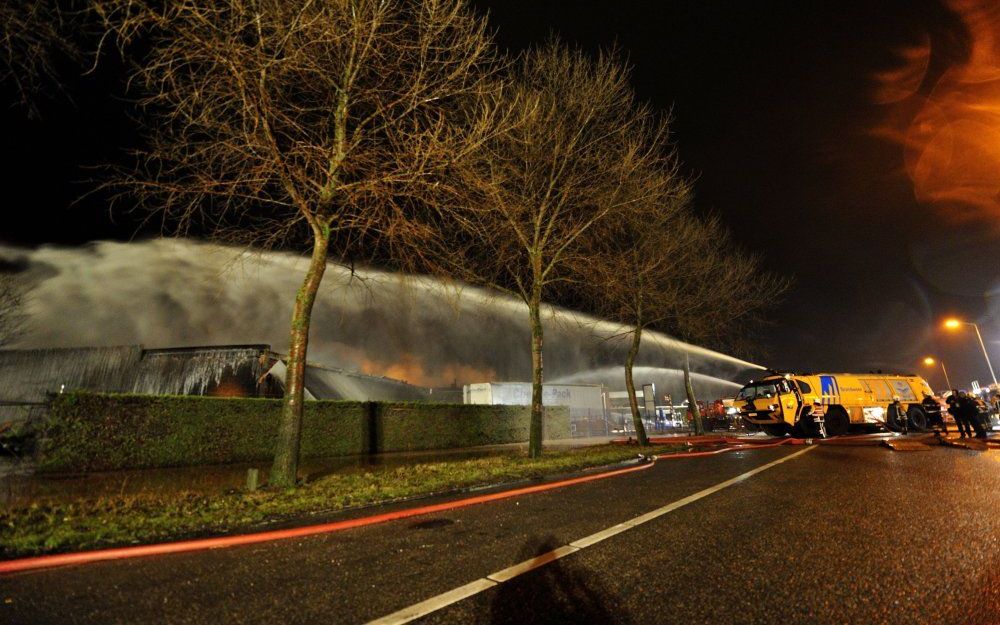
0,0,84,116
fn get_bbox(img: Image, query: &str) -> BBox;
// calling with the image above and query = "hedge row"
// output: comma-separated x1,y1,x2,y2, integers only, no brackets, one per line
38,392,572,473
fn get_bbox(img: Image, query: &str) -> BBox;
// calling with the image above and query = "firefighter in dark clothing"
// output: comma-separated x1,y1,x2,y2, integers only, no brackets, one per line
922,393,947,433
946,391,972,438
957,390,988,439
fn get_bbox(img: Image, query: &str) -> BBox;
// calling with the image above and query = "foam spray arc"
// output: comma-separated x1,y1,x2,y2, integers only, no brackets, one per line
1,239,761,398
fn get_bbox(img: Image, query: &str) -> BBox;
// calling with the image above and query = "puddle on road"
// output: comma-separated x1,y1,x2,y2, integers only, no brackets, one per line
0,448,512,506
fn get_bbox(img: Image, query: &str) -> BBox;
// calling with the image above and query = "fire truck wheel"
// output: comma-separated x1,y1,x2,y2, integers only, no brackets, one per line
763,423,789,437
906,405,928,432
794,415,823,438
824,407,850,437
886,403,905,432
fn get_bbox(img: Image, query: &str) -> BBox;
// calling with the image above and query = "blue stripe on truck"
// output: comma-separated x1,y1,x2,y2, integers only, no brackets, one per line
820,375,839,404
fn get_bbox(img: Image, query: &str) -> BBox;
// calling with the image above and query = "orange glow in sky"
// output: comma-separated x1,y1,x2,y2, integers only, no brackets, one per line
875,0,1000,225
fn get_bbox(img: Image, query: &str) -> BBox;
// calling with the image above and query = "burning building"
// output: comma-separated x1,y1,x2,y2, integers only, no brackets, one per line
0,344,434,424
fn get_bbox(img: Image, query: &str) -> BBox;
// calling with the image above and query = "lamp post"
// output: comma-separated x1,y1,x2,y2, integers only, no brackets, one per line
923,357,953,390
943,318,998,387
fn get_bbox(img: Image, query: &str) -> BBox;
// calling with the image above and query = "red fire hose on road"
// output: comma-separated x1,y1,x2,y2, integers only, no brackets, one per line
0,437,810,576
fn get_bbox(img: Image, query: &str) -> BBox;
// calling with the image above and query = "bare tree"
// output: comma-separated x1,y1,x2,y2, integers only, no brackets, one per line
0,1,82,115
0,273,25,348
95,0,500,487
578,171,694,445
667,218,788,435
585,198,788,442
449,42,671,458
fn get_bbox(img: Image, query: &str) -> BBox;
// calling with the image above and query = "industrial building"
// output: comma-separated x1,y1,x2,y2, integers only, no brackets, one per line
0,344,433,423
463,382,613,436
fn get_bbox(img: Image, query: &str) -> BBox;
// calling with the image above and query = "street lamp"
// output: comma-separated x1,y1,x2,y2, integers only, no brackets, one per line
922,356,953,390
943,317,998,386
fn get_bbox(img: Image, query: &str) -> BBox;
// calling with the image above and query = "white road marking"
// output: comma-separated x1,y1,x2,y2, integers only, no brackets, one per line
568,523,632,549
365,579,498,625
364,445,815,625
485,545,579,583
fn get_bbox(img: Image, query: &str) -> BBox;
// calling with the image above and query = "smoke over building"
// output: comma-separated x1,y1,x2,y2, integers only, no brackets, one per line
0,239,759,424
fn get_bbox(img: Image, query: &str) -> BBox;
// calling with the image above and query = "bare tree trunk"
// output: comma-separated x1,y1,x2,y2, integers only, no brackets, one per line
0,274,25,348
271,228,330,487
528,278,544,458
684,353,704,435
624,324,649,445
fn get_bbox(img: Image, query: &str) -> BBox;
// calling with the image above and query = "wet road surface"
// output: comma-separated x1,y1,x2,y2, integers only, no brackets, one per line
2,443,998,624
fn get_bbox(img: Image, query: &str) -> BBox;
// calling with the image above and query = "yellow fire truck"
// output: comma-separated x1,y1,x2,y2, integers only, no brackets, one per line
736,372,939,437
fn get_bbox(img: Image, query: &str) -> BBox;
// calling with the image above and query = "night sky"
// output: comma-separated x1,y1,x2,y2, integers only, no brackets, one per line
2,0,999,389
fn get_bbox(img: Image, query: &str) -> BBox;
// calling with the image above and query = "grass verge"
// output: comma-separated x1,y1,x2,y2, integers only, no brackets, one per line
1,443,682,559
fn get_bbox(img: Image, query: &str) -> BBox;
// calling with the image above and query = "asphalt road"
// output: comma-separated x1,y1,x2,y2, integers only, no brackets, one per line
2,442,998,624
